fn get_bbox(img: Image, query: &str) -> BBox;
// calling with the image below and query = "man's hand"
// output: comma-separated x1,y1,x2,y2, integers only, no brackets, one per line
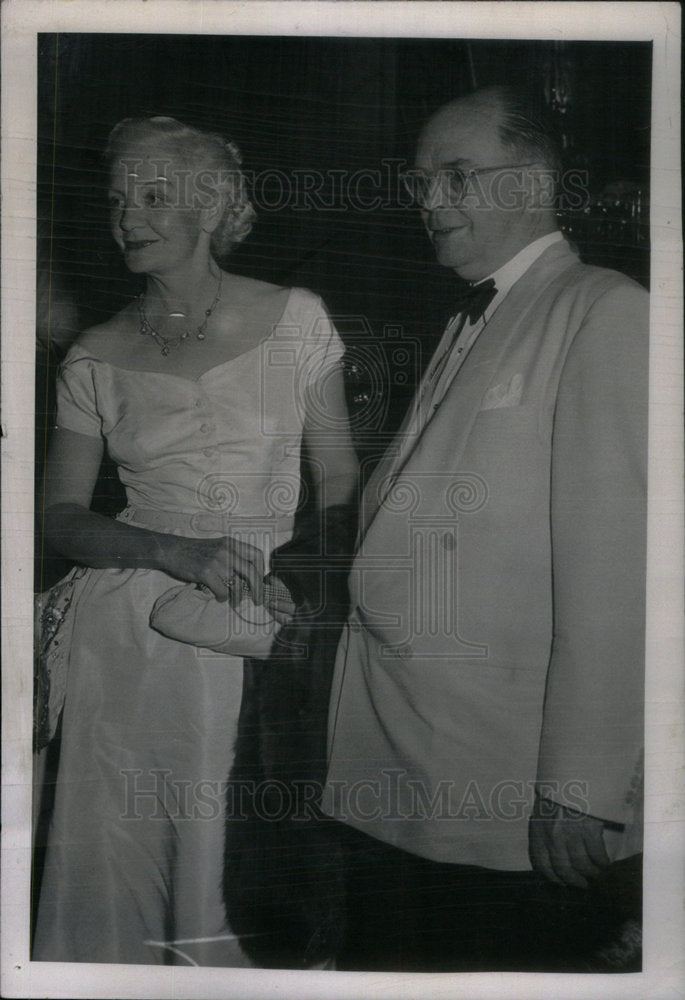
529,795,611,889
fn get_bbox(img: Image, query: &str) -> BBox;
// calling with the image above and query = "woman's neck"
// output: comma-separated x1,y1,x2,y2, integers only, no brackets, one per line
144,262,222,321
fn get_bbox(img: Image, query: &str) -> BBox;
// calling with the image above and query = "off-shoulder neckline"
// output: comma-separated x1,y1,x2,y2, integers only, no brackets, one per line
63,287,311,383
63,341,266,384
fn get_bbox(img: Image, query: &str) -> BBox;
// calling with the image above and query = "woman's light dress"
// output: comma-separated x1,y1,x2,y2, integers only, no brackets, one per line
33,289,344,966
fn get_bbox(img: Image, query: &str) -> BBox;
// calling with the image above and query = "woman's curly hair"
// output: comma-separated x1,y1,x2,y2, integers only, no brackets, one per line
105,116,256,259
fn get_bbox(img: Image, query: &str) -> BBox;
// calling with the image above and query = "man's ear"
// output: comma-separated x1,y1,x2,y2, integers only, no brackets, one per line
526,166,557,211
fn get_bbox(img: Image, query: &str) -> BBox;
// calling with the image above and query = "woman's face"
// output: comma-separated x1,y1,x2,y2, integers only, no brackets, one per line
108,141,207,277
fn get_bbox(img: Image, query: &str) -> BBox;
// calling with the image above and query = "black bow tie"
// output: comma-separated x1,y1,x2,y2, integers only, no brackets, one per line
453,278,497,324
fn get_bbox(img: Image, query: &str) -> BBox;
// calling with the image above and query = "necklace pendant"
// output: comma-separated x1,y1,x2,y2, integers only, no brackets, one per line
137,271,221,354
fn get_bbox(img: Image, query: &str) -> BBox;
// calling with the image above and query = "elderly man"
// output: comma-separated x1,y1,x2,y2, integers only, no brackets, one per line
321,86,647,971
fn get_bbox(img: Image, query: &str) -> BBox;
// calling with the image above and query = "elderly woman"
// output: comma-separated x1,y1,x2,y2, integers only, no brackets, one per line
32,117,358,966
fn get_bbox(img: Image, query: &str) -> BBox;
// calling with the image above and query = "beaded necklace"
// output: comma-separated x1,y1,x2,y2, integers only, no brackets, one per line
137,271,223,356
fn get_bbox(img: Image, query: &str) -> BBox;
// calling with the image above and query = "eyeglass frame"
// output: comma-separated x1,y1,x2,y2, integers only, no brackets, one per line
400,161,543,209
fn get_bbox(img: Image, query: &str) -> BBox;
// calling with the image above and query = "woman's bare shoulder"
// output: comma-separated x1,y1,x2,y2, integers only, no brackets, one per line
72,304,138,362
220,273,323,328
221,272,291,305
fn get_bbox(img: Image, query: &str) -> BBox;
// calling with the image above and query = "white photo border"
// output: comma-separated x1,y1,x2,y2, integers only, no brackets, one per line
1,2,682,998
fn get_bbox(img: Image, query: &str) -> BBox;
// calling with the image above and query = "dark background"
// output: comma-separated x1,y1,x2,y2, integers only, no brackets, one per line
38,34,651,334
35,34,652,581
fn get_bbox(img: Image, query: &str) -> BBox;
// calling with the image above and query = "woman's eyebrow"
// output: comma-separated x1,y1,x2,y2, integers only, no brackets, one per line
118,176,172,185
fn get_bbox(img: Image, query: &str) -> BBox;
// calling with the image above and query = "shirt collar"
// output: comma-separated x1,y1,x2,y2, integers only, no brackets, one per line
486,230,564,303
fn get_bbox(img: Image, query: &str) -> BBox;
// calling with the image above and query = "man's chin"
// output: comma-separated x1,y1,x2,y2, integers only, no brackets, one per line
434,246,475,278
432,244,486,282
431,232,470,271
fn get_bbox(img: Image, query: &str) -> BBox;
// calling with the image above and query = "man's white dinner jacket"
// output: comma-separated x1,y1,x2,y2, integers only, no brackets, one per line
321,238,648,871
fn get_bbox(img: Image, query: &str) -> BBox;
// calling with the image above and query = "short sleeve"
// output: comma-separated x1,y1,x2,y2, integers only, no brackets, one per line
296,292,345,385
55,353,103,438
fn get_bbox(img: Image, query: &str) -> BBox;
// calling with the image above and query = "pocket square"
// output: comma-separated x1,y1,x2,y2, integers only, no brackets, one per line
481,373,523,410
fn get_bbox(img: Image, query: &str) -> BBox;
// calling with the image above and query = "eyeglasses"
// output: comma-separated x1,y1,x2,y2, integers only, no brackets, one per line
400,162,541,210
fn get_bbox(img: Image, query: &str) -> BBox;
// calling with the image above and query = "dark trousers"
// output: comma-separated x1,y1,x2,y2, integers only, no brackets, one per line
336,824,642,973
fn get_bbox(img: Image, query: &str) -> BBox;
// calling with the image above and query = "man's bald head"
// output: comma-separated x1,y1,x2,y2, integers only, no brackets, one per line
422,86,563,180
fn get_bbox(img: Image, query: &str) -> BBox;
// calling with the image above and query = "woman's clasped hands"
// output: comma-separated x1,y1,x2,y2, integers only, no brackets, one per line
163,532,265,605
162,532,296,622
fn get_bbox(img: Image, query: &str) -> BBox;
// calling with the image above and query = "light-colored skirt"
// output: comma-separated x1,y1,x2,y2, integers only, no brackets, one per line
33,509,259,966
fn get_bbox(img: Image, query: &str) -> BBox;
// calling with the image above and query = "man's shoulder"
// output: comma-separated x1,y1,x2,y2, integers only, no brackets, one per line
561,258,646,294
526,243,648,312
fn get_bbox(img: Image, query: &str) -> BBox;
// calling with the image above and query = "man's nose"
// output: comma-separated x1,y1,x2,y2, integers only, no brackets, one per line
422,173,453,211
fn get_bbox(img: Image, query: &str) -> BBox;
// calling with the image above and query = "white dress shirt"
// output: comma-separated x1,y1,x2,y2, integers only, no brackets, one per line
416,231,564,430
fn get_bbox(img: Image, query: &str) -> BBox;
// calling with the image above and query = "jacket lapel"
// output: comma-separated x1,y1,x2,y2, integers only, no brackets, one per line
359,240,579,536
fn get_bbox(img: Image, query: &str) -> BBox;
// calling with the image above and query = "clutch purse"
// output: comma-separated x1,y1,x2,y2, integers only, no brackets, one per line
150,505,357,662
149,578,291,659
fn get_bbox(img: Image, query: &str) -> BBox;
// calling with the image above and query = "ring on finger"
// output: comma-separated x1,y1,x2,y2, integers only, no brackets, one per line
222,573,237,591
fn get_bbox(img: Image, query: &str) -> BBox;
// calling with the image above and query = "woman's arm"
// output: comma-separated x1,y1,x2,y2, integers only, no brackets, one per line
43,427,265,602
265,366,358,622
301,366,359,511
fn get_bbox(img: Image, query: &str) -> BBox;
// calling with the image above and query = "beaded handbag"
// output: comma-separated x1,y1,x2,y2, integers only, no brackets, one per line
34,566,88,751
